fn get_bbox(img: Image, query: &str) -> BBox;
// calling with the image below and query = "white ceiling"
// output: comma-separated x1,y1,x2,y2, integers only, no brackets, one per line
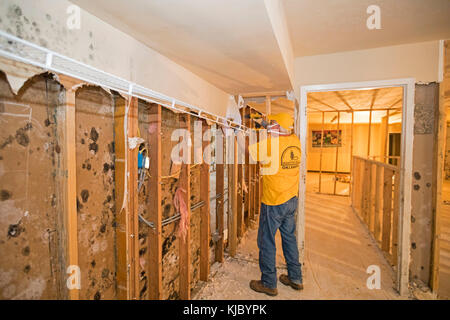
307,87,403,112
71,0,292,95
284,0,450,57
247,96,295,115
72,0,450,95
307,87,404,124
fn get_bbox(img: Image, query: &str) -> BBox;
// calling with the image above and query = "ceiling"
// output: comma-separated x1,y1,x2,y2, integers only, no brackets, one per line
247,96,295,115
307,87,404,125
307,110,402,124
247,87,403,123
71,0,291,95
72,0,450,96
284,0,450,57
307,87,403,112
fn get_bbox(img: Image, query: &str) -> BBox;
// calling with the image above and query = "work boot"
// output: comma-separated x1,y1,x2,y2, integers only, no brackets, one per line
249,280,278,296
279,274,303,291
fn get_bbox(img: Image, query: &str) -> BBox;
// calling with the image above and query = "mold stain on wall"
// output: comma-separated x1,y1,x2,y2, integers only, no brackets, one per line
160,108,181,300
75,85,116,300
137,99,152,300
0,71,66,299
0,2,97,65
0,66,211,300
189,116,201,292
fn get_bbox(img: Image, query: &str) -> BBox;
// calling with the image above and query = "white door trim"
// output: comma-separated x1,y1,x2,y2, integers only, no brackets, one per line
296,78,415,296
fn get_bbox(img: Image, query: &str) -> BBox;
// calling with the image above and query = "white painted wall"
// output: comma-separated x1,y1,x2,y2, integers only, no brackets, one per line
294,41,441,93
0,0,230,116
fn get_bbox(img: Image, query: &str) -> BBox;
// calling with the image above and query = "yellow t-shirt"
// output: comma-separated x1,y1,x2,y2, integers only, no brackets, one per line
249,134,301,206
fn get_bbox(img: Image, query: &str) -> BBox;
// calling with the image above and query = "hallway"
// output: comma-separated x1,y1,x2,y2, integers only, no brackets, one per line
194,192,402,300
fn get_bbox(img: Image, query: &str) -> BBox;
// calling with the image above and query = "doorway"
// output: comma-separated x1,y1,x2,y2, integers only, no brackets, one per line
296,79,415,296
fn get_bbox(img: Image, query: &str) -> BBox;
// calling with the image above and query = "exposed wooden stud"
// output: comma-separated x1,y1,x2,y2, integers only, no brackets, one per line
60,84,79,300
334,91,354,111
244,107,250,229
237,153,244,238
113,93,127,300
309,107,401,113
215,127,225,263
367,108,373,157
388,98,403,109
179,114,191,300
114,95,140,300
266,95,272,115
241,90,286,98
374,165,382,242
252,152,257,220
248,112,254,221
229,135,238,257
382,168,394,253
362,161,371,223
200,121,211,281
308,94,339,111
254,130,258,218
255,118,261,217
384,109,390,164
256,159,261,218
351,157,399,260
319,112,324,193
368,89,379,158
237,109,244,238
333,111,340,195
392,170,400,266
360,160,366,220
349,111,354,196
147,104,162,299
351,156,356,208
127,97,140,300
368,164,375,233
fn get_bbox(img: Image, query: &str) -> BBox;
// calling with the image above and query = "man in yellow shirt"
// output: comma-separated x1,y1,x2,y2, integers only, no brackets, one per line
247,112,303,296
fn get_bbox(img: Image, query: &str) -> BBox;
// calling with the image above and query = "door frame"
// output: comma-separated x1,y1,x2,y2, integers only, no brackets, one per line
295,78,415,296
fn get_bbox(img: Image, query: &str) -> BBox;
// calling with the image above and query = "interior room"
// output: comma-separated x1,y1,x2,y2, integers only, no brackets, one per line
306,87,403,196
0,0,449,302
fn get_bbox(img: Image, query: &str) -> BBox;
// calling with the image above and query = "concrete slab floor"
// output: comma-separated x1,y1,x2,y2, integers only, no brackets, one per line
194,192,406,300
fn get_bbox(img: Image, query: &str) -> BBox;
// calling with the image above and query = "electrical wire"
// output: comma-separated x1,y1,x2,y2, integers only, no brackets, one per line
139,187,230,229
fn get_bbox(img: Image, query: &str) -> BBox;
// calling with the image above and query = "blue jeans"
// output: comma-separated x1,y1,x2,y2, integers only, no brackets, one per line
257,196,302,289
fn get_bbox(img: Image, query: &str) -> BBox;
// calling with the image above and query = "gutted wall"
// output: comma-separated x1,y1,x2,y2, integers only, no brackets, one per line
0,71,67,299
157,111,203,300
0,0,230,117
445,122,450,179
0,66,214,299
410,83,440,285
137,99,151,300
75,85,117,300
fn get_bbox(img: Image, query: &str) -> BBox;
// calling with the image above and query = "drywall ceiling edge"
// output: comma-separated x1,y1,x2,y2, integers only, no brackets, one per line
264,0,295,89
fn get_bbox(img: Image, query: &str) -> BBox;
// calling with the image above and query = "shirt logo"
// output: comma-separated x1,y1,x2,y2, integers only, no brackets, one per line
281,146,300,169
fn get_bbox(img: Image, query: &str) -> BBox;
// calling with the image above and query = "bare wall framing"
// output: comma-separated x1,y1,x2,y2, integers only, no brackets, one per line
0,59,257,300
298,78,415,296
410,83,439,286
75,85,117,300
0,71,67,299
